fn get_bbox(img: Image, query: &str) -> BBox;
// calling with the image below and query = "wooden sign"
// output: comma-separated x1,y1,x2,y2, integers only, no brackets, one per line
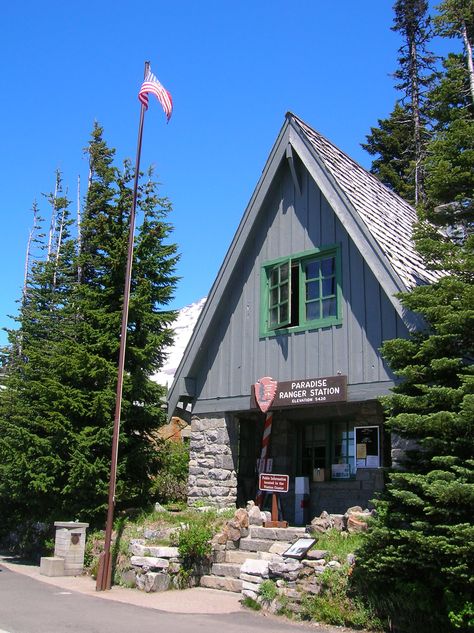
251,375,347,410
259,473,289,493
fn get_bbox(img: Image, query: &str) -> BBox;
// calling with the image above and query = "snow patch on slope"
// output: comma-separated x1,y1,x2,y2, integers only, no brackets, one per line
152,297,206,388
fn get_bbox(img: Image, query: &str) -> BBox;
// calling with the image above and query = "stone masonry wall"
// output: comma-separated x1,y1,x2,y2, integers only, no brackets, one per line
187,414,238,507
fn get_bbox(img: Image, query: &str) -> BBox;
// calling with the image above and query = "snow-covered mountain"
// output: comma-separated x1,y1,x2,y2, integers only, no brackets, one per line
152,297,206,388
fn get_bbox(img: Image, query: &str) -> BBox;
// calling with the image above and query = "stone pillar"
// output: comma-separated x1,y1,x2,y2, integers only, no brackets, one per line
187,413,238,508
53,521,89,576
391,433,420,470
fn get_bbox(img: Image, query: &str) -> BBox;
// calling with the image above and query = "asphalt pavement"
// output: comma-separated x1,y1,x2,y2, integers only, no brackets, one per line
0,555,242,615
0,556,355,633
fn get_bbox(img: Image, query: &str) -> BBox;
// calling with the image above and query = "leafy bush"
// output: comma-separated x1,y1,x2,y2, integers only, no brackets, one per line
150,440,189,504
177,514,213,571
301,565,383,631
259,579,278,604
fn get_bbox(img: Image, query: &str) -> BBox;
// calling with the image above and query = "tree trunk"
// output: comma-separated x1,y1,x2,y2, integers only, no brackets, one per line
461,20,474,106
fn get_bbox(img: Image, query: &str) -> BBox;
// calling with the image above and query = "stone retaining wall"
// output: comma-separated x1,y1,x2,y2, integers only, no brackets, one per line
187,414,238,507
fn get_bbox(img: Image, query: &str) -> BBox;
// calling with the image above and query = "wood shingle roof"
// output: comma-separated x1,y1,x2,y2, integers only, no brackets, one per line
293,114,440,289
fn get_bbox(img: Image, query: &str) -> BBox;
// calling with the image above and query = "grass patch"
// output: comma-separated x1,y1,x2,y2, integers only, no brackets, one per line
311,529,366,561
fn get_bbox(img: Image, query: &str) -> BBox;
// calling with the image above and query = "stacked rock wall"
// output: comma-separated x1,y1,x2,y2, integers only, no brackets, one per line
187,414,238,507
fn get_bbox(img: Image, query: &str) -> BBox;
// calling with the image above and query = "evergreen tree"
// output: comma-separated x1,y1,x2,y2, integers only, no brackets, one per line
362,103,416,202
0,185,79,535
363,0,436,205
393,0,437,203
353,13,473,631
0,125,178,536
434,0,474,103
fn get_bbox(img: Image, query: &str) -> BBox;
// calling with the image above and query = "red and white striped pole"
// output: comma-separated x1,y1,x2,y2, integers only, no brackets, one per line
256,412,273,507
254,376,278,508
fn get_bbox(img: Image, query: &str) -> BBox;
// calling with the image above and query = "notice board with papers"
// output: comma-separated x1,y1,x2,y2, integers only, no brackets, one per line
355,426,380,468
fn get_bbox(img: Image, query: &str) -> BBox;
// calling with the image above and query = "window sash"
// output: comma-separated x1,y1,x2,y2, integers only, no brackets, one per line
267,258,291,329
261,246,341,337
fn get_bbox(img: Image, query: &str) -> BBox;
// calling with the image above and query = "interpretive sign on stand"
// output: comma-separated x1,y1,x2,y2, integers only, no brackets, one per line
258,473,289,528
259,473,289,493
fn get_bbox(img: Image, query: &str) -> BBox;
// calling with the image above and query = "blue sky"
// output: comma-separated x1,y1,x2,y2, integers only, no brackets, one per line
0,1,453,346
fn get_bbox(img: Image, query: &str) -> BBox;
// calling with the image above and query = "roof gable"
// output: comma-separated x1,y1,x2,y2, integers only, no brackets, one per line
167,113,436,417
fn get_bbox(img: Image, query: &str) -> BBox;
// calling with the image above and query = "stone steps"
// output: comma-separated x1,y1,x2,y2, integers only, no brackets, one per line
211,562,241,578
200,575,243,593
225,550,259,564
201,525,307,594
248,526,307,540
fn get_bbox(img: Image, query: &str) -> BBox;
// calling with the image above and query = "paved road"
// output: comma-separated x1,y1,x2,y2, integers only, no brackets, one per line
0,564,337,633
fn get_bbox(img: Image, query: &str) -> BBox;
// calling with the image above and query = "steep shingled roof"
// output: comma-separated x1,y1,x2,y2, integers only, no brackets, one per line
293,115,441,289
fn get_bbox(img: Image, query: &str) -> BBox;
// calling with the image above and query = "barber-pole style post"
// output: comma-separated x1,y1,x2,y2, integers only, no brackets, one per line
254,377,277,508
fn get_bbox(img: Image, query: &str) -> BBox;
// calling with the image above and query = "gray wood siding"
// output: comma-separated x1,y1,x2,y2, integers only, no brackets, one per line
192,162,409,408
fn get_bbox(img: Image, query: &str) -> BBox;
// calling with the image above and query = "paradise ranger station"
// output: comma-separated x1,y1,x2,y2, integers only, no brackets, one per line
167,113,440,524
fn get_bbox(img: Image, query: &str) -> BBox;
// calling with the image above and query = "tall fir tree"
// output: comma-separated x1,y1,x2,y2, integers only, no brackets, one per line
353,7,474,631
363,0,436,205
0,185,80,537
362,102,417,202
434,0,474,103
0,125,179,538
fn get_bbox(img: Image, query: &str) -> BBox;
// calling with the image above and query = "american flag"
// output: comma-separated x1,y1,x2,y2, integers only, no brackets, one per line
138,68,173,121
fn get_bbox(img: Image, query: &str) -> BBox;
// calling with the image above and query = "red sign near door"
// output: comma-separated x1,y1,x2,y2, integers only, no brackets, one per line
259,473,289,493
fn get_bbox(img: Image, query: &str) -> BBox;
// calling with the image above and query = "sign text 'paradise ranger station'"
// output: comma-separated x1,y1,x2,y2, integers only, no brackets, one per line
253,375,347,410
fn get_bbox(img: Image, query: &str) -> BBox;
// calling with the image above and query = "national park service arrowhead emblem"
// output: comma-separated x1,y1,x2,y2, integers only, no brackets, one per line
254,376,278,413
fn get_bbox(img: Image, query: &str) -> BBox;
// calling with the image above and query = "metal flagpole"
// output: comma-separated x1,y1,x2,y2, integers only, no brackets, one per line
96,61,150,592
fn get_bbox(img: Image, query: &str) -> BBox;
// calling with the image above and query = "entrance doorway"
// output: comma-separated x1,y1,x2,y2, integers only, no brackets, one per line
237,416,263,507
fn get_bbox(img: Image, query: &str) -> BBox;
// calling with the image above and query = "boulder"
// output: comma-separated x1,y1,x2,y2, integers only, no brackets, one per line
143,572,171,593
234,508,249,529
223,519,242,542
212,531,228,545
346,515,368,533
329,514,344,531
241,559,270,578
309,511,333,534
248,505,264,526
130,556,169,570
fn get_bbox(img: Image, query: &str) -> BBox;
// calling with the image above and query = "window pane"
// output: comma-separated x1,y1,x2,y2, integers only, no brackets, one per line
270,287,279,307
322,298,336,318
280,262,289,282
270,268,279,286
270,307,278,325
280,281,289,302
280,303,288,322
321,257,335,276
305,260,320,280
306,301,320,321
306,280,319,300
322,277,335,296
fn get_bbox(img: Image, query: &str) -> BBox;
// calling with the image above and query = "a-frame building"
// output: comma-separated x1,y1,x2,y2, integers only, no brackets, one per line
167,113,439,522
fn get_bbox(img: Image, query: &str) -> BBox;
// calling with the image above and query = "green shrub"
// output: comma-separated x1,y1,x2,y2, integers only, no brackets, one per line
150,440,189,504
242,596,262,611
301,565,383,631
177,515,213,571
259,579,278,604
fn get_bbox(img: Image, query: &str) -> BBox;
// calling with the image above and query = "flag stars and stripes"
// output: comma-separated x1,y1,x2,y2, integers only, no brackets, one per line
138,68,173,121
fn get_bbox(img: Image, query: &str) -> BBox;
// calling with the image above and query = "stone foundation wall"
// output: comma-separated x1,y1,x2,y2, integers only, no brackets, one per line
391,433,420,469
187,413,238,507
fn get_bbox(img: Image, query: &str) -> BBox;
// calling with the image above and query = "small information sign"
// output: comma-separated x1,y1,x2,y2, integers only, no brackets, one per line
259,473,289,493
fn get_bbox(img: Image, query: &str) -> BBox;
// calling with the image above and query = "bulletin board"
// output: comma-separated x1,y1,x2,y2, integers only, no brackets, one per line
354,426,380,468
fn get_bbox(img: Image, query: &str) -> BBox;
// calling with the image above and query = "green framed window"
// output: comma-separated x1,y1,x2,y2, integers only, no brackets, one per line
260,246,342,337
